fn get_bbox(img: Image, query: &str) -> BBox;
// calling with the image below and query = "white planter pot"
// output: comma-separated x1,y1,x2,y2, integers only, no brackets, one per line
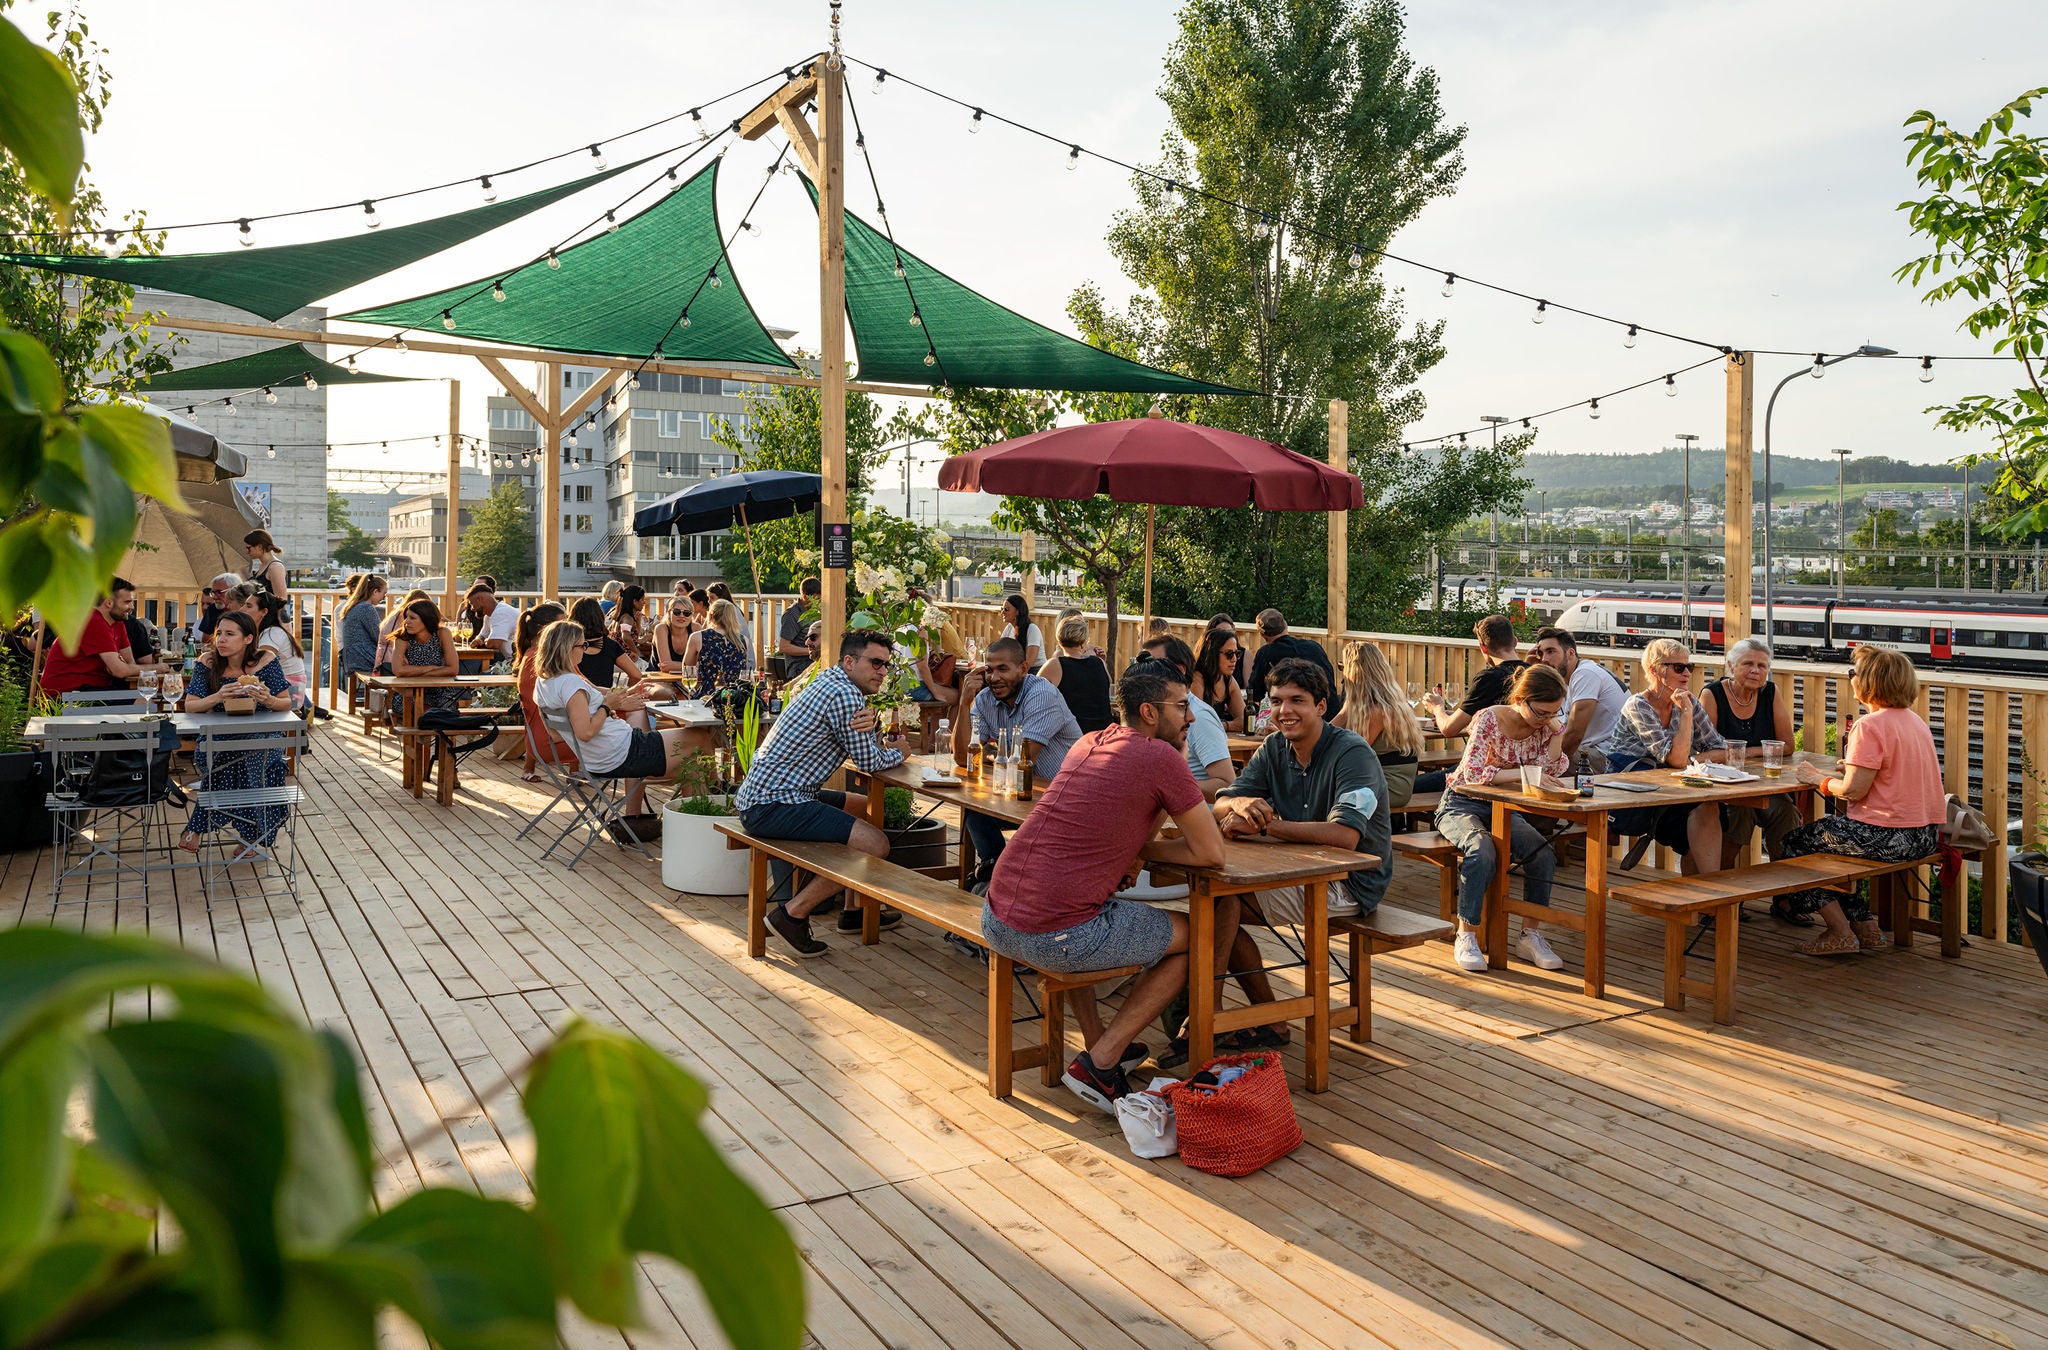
661,796,750,895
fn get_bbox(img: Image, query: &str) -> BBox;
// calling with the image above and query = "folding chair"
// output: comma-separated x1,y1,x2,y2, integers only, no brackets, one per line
529,708,650,869
515,703,587,844
43,718,179,910
188,720,309,908
59,688,149,714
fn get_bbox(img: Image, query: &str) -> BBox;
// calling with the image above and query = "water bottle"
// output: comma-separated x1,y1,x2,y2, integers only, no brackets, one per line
1576,749,1594,796
934,718,951,772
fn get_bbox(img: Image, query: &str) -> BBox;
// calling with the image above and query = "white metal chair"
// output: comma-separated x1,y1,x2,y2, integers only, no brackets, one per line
43,717,180,909
188,719,309,908
58,688,149,714
529,708,649,869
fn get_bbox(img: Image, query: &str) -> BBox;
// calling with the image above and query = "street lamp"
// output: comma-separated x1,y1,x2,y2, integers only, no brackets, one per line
1763,345,1894,642
1482,414,1510,594
1538,490,1548,567
1675,433,1700,647
1832,447,1853,600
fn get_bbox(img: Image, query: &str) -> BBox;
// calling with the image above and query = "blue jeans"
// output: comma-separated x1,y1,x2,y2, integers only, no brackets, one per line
963,809,1010,877
1434,792,1557,926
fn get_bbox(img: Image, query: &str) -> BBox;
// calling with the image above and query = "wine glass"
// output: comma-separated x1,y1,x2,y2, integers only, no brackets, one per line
139,669,161,710
161,671,184,710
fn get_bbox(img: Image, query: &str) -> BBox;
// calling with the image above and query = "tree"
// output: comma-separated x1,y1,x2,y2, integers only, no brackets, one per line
1896,86,2048,536
327,487,376,569
709,366,926,593
1066,0,1527,628
0,3,178,645
458,482,534,587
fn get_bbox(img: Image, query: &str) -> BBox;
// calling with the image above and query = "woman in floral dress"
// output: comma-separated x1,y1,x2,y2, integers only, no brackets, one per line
179,611,293,856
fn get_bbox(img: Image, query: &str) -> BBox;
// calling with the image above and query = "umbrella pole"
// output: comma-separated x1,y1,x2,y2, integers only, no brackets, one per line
737,503,765,601
1142,505,1155,631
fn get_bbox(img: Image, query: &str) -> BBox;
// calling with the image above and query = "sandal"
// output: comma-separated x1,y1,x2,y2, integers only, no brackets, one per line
1798,932,1862,957
1218,1025,1290,1051
178,831,201,854
520,770,543,782
1850,920,1890,952
1770,897,1817,928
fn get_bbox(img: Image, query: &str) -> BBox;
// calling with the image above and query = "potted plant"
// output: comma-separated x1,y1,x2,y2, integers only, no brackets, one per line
0,655,53,854
661,751,749,895
882,785,950,872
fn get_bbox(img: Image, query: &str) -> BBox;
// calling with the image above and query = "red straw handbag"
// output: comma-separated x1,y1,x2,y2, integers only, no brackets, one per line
1163,1051,1302,1176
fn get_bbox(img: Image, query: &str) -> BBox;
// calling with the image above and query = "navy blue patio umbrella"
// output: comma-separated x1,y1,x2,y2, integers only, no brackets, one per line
632,469,822,595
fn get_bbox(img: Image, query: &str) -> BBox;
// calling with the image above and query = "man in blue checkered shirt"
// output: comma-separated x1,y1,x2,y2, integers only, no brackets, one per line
737,628,909,958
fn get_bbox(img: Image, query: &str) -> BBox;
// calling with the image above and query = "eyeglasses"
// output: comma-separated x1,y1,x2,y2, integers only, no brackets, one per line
1661,662,1694,673
857,656,891,670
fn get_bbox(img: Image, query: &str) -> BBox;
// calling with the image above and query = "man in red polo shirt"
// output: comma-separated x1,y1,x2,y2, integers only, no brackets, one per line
40,579,147,697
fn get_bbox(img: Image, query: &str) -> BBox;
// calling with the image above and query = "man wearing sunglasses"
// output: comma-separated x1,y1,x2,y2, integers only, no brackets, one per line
195,572,242,641
737,629,910,959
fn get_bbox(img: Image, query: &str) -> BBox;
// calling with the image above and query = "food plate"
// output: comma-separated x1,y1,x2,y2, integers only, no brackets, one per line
919,768,961,787
1675,762,1759,785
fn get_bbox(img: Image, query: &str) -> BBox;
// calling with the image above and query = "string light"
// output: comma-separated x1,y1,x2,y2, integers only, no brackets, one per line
492,280,507,302
393,334,409,353
223,398,236,416
344,356,358,373
1811,353,1826,379
924,350,937,367
265,445,276,458
691,108,709,142
263,387,277,404
968,107,983,134
441,309,457,329
589,143,607,170
237,218,253,247
1588,398,1601,420
605,210,619,233
546,248,561,270
1440,272,1456,298
1624,324,1638,349
1920,355,1935,383
871,68,887,94
1664,374,1677,397
707,267,721,289
892,255,906,280
680,312,691,327
304,374,318,390
1348,244,1364,269
909,306,922,327
629,374,641,390
1067,144,1080,170
479,175,496,203
1532,300,1548,324
362,200,380,229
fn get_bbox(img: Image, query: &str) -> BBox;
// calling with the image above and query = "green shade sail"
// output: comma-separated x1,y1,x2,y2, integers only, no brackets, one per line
0,155,654,321
813,179,1249,395
341,159,796,370
134,342,413,392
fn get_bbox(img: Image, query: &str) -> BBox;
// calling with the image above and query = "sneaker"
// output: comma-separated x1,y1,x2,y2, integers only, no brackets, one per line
836,905,903,934
1060,1053,1131,1114
1516,930,1565,971
943,932,989,964
1115,1042,1150,1072
1453,931,1488,973
765,903,829,959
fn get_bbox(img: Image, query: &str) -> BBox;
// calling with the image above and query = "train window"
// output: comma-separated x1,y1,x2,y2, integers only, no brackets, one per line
2008,632,2035,649
1973,630,2002,647
1617,611,1637,626
1897,628,1927,644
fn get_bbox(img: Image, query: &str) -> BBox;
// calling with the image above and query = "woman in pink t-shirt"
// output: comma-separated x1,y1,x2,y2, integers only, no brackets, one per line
1780,645,1946,955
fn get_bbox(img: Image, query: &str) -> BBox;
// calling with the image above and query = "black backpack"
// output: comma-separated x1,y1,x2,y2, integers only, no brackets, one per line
82,719,184,808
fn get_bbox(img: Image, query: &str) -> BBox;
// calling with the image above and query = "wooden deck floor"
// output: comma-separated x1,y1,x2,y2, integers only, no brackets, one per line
10,719,2048,1349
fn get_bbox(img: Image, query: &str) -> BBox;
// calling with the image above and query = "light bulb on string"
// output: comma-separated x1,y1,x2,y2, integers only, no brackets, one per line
1348,244,1364,269
222,398,236,416
1588,398,1601,420
871,68,886,94
1440,272,1456,298
892,255,906,280
909,307,922,328
706,267,721,289
263,387,277,405
589,144,607,170
1067,145,1080,170
1532,300,1548,324
492,280,506,302
1810,353,1826,379
362,200,380,229
923,350,937,367
479,176,497,203
605,211,619,233
1664,374,1677,397
1624,324,1638,348
237,218,254,247
691,107,708,141
1920,356,1935,383
393,334,409,353
304,374,318,390
968,107,983,134
629,374,641,390
680,312,691,327
441,309,457,330
546,248,561,270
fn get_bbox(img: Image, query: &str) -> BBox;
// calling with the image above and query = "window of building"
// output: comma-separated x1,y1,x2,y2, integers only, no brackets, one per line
631,408,658,420
562,513,573,533
489,407,535,431
576,552,591,568
657,409,683,438
574,514,593,532
575,484,594,502
564,369,595,391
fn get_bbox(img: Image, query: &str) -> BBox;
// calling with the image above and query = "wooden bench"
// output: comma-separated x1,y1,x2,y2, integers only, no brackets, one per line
1328,905,1454,1043
394,725,499,806
715,822,1138,1098
1392,823,1587,927
1613,852,1951,1026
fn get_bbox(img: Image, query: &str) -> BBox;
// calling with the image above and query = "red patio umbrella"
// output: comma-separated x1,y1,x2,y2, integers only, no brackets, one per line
938,417,1363,659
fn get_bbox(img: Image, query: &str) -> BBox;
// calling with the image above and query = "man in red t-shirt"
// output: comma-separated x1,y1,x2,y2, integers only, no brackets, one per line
39,578,147,697
982,661,1234,1111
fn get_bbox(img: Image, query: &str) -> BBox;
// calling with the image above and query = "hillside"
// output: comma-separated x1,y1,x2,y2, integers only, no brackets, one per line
1521,449,1963,492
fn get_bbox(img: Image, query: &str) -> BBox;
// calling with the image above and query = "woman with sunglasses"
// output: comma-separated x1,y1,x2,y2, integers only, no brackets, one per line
1191,627,1246,731
1603,637,1729,878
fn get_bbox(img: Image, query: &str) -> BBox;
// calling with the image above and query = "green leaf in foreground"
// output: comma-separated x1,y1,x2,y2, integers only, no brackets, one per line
526,1021,804,1350
326,1189,556,1350
0,17,84,208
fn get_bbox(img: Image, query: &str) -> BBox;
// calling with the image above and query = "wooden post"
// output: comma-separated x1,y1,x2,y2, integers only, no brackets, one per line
1019,530,1036,609
1327,399,1348,640
443,378,461,617
541,362,561,596
1723,354,1754,646
1142,507,1155,628
818,56,848,662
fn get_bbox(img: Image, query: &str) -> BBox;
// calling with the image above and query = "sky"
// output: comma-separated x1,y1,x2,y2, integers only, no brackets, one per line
55,0,2048,492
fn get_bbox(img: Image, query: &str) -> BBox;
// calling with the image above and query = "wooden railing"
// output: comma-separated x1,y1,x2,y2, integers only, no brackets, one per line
942,598,2047,948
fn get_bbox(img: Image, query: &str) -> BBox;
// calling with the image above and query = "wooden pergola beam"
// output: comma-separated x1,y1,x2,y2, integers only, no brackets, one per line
476,353,549,428
150,314,935,399
738,72,818,142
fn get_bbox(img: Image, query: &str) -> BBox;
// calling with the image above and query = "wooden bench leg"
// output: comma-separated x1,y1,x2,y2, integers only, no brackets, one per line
1436,860,1456,929
1712,902,1739,1026
989,954,1014,1099
746,848,769,960
1941,871,1963,959
436,738,456,807
1040,982,1065,1087
1348,930,1370,1044
1662,918,1688,1013
1884,874,1914,950
861,888,881,945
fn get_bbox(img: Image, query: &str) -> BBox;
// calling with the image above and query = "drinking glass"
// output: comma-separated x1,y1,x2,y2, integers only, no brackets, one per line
161,672,184,710
1760,739,1786,779
139,669,160,708
1723,738,1747,768
1519,764,1543,797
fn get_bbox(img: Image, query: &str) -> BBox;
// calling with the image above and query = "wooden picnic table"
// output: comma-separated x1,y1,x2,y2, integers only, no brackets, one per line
1229,727,1460,773
1456,750,1832,998
359,673,517,804
857,757,1375,1092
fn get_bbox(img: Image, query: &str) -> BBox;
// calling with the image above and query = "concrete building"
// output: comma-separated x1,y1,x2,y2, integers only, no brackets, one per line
135,292,329,580
382,471,491,581
335,488,406,538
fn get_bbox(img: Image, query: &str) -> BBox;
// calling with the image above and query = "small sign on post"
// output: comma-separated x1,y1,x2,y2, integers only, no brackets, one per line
823,521,852,569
